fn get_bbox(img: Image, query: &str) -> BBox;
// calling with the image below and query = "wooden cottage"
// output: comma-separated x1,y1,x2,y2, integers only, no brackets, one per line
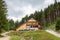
26,18,39,27
16,18,42,31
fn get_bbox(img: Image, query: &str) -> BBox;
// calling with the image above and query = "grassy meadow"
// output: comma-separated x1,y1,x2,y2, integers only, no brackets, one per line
8,30,60,40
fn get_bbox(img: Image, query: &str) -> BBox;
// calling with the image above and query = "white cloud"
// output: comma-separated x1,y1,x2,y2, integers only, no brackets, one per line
7,16,21,22
57,0,60,2
45,0,54,5
21,5,37,15
5,0,60,22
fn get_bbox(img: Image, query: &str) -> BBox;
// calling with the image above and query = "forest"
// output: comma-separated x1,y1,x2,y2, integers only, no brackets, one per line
0,0,60,34
0,0,19,33
19,0,60,30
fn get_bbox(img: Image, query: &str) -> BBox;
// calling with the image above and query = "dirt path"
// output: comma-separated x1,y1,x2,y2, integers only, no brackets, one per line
0,36,10,40
46,30,60,37
0,31,11,40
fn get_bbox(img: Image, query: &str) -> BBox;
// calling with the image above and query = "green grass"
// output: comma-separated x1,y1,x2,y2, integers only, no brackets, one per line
10,36,20,40
9,31,60,40
46,24,56,30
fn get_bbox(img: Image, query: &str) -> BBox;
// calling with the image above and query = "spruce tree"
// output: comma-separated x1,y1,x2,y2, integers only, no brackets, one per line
0,0,7,33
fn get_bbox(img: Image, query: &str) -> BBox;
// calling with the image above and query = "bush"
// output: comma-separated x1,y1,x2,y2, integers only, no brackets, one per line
56,18,60,31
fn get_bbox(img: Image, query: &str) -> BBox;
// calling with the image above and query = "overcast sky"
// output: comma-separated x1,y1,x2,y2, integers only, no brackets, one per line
5,0,60,22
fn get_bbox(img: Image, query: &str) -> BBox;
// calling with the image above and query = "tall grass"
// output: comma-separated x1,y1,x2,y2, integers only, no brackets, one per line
10,31,60,40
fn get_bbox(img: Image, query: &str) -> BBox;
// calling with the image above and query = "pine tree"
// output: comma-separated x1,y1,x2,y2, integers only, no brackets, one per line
0,0,7,33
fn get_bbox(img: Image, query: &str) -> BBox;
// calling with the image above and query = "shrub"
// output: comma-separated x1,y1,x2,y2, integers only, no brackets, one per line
56,18,60,31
